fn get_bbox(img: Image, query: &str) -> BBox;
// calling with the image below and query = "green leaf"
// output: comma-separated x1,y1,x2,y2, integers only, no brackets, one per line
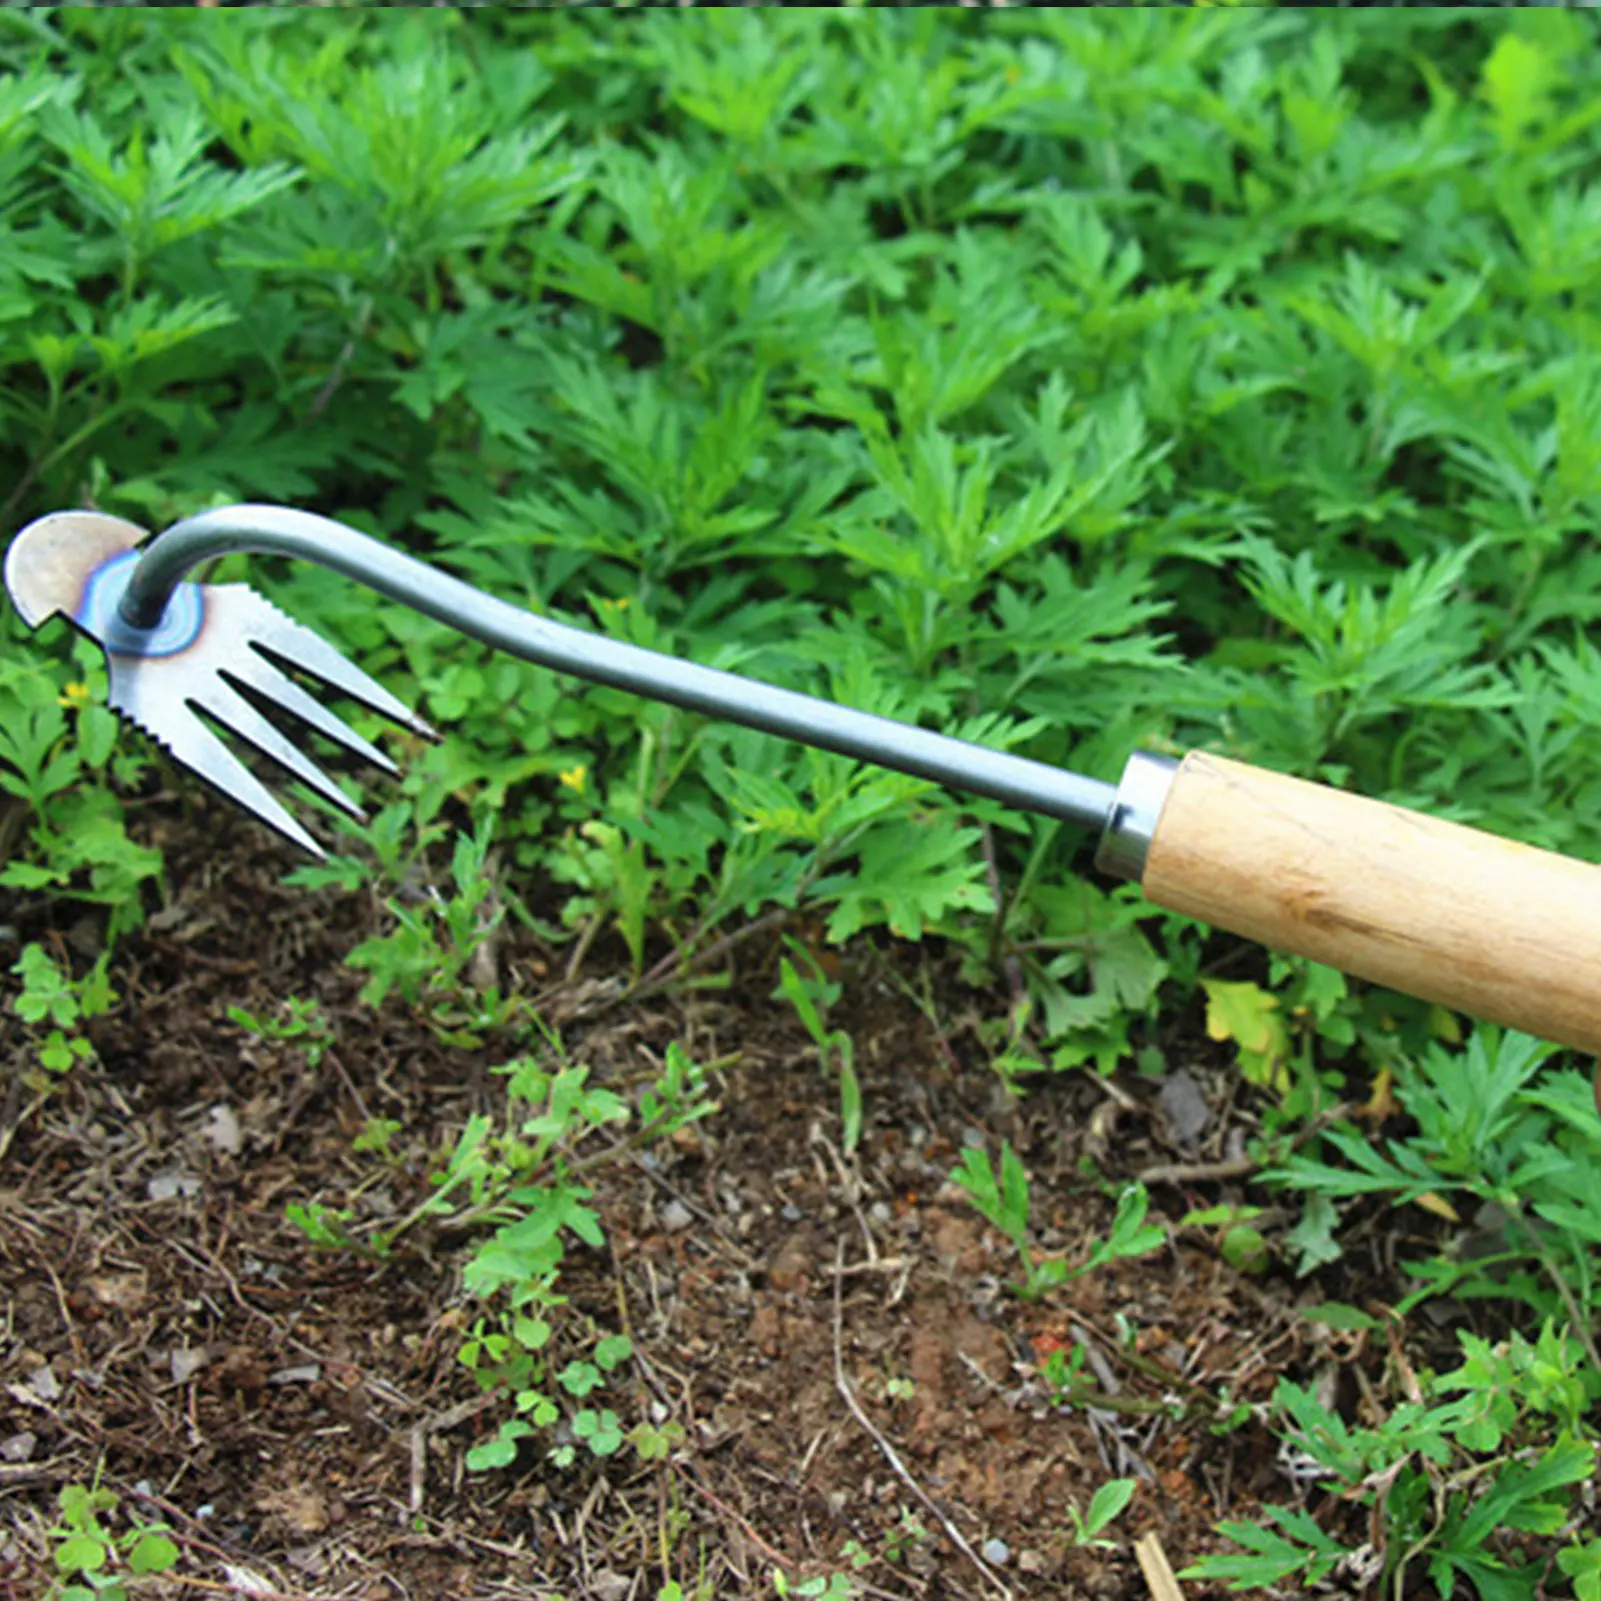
1298,1302,1380,1332
54,1532,108,1574
1201,980,1289,1093
76,704,119,770
559,1361,602,1398
777,957,828,1048
466,1419,533,1472
1082,1477,1136,1538
819,817,993,943
1557,1539,1601,1601
1286,1195,1344,1277
573,1407,624,1455
126,1531,179,1574
1454,1434,1595,1546
1478,32,1559,148
1182,1505,1350,1589
594,1335,633,1371
836,1034,862,1156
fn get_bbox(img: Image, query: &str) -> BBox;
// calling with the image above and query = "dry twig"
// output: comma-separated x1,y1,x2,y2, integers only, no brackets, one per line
1135,1530,1186,1599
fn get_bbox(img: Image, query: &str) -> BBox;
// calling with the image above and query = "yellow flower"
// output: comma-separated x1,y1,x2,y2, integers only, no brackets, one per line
58,681,91,709
558,765,588,796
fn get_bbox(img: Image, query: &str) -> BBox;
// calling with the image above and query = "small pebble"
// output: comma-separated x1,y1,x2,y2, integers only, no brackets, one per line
660,1199,694,1233
170,1347,209,1384
982,1538,1010,1567
147,1170,202,1202
780,1203,802,1222
269,1363,321,1386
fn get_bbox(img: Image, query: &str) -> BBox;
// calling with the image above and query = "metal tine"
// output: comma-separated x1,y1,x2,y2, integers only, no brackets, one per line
112,586,433,859
106,661,327,859
231,639,400,777
189,672,368,822
229,587,437,740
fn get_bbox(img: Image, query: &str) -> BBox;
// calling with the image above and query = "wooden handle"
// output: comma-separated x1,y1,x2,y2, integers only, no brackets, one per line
1141,752,1601,1057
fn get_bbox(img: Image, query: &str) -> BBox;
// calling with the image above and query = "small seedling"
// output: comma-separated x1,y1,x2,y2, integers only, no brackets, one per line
345,820,525,1048
771,1571,856,1600
777,942,861,1154
10,943,116,1076
1069,1477,1137,1549
949,1143,1165,1299
352,1116,404,1159
48,1479,179,1601
1181,1203,1272,1275
285,1201,365,1254
227,994,333,1068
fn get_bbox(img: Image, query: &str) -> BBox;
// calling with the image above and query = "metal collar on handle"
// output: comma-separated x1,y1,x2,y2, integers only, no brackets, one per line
1093,750,1181,882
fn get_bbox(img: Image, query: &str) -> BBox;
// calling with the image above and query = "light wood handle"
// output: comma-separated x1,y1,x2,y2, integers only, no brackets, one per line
1141,752,1601,1057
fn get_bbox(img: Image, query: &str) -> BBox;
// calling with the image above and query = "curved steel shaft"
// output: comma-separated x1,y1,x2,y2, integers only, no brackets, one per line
123,505,1118,830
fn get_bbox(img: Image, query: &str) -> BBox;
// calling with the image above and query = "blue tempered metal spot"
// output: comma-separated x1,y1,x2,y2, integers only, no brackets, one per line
77,550,204,658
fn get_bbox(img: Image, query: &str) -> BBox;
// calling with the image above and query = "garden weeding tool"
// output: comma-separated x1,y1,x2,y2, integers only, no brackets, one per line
9,504,1601,1060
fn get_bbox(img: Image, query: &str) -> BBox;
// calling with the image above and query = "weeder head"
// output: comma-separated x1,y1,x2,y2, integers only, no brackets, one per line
5,510,435,857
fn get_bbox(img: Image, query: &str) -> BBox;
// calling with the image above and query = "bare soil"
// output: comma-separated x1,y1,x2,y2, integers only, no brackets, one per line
0,808,1417,1599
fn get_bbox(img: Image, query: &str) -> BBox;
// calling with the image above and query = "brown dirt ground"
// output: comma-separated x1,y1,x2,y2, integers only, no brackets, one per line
0,803,1449,1600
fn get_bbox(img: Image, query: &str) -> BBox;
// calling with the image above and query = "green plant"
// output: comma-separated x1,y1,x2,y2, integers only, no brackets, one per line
285,1200,364,1254
1069,1477,1137,1550
840,1507,929,1576
1180,1203,1273,1276
0,670,161,938
226,994,333,1068
776,941,861,1154
1560,1539,1601,1601
10,942,117,1075
1184,1325,1600,1595
48,1480,179,1600
345,819,526,1048
7,9,1601,1585
1264,1028,1601,1331
348,1118,400,1161
949,1143,1165,1300
771,1571,856,1600
275,1023,714,1473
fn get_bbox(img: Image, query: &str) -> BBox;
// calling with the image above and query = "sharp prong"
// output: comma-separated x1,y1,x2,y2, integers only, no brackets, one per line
216,586,437,739
189,674,367,821
229,646,400,776
83,576,429,858
108,661,327,859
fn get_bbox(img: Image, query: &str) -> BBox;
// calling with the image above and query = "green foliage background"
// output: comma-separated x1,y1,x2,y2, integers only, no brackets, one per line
7,8,1601,1024
8,5,1601,1070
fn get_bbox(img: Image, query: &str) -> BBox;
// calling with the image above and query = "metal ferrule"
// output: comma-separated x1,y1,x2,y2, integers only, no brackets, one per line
1094,750,1180,883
